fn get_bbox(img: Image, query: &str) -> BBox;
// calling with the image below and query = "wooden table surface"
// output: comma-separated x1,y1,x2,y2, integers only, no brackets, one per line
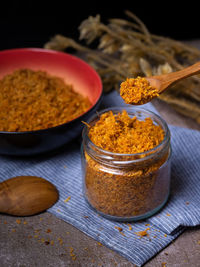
1,40,200,266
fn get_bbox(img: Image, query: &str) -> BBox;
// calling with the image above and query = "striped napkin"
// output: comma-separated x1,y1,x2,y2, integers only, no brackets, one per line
0,90,200,266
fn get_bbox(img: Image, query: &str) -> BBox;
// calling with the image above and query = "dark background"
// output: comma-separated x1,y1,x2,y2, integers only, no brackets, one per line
0,1,199,51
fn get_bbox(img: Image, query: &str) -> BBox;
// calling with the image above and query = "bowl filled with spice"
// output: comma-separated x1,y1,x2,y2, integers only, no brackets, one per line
0,48,102,155
81,107,171,221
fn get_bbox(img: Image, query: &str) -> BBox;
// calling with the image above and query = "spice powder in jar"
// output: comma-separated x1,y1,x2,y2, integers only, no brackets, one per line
81,108,171,221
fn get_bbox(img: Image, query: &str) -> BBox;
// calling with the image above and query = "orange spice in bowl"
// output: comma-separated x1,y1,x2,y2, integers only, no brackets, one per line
0,69,91,132
81,108,171,221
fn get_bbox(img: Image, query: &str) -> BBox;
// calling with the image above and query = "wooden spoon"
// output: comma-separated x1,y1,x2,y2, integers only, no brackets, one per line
0,176,59,216
147,61,200,94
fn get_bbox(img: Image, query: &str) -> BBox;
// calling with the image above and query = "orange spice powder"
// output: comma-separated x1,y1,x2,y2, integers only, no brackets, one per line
120,77,159,105
0,69,91,132
88,110,164,154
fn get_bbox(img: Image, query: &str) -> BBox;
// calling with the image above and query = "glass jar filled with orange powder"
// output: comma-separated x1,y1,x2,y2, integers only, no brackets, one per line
81,107,171,221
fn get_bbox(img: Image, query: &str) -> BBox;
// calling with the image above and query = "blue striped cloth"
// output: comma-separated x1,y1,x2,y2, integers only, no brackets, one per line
0,91,200,266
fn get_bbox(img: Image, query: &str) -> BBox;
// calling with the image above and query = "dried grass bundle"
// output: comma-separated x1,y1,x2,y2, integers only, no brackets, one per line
44,11,200,123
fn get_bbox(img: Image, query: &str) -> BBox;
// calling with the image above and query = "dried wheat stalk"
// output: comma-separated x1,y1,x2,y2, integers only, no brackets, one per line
44,11,200,123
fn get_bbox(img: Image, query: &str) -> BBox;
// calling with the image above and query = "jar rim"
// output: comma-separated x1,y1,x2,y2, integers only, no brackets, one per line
82,107,170,162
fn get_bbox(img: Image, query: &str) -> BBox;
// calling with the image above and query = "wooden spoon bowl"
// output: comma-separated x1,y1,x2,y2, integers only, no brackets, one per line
0,176,59,216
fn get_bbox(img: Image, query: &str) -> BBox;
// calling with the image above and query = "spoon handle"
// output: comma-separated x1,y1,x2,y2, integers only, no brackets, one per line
157,61,200,93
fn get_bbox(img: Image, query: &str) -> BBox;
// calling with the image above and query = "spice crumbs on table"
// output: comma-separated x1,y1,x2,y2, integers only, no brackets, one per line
145,223,150,226
197,240,200,245
16,219,21,224
162,262,167,267
166,213,171,216
64,196,71,203
114,226,123,232
69,247,76,261
164,234,167,237
66,231,70,235
127,224,132,230
63,165,67,169
185,201,190,205
4,221,7,224
164,252,169,256
83,216,89,218
11,229,16,233
135,228,150,237
58,237,63,245
28,235,32,239
97,242,102,246
23,221,27,225
45,241,50,245
46,229,52,233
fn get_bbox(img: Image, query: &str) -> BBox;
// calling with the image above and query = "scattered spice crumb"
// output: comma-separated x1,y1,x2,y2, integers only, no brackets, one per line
69,247,76,261
23,221,27,225
45,241,50,245
64,165,67,169
64,196,71,203
120,232,126,237
185,201,190,205
34,235,39,238
50,240,54,245
46,229,52,233
127,224,132,230
164,234,167,237
11,229,16,233
28,235,32,239
16,219,21,224
83,216,89,219
166,213,171,216
135,228,150,237
4,221,7,224
97,242,102,246
162,262,167,267
58,237,63,245
34,229,40,233
39,217,43,221
197,240,200,245
145,223,150,226
153,236,157,238
164,252,169,256
114,226,123,232
84,247,88,250
40,238,45,243
66,232,70,235
57,209,61,212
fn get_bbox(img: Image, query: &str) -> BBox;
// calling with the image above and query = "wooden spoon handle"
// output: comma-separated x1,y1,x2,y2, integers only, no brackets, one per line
156,61,200,93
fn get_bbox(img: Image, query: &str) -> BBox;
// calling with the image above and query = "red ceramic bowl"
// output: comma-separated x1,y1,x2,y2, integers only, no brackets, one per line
0,48,103,156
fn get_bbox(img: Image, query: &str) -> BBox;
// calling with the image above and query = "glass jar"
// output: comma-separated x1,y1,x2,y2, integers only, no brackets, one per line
81,107,171,221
